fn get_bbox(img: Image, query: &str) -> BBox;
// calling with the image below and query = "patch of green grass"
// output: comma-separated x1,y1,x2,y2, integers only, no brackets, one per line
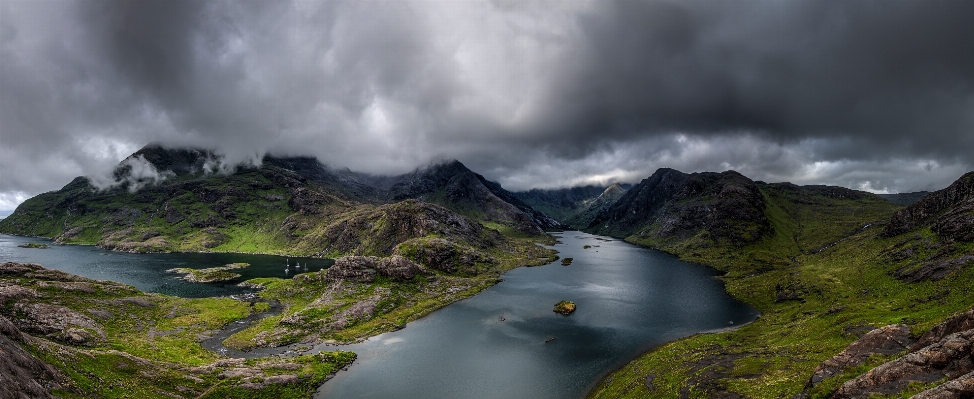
587,187,974,398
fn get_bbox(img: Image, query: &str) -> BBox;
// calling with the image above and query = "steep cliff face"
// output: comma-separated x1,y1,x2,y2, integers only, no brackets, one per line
880,172,974,282
588,168,770,246
884,171,974,242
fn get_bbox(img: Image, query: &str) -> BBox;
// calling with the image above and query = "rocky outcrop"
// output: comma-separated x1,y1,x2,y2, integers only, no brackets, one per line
895,255,974,282
831,328,974,398
912,309,974,350
374,255,427,280
553,300,576,315
392,237,495,274
812,308,974,398
0,316,76,399
588,169,770,245
805,324,913,388
11,303,104,346
912,370,974,398
0,263,129,347
324,255,427,283
166,263,250,283
0,285,40,306
884,171,974,241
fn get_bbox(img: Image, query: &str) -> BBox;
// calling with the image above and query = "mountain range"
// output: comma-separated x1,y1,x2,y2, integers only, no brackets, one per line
3,143,974,398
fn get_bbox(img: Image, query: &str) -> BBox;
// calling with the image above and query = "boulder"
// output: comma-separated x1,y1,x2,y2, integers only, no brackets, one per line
0,285,40,306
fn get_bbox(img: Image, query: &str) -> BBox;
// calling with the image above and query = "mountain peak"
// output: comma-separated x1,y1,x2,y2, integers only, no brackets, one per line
123,144,217,176
589,167,770,244
603,183,625,196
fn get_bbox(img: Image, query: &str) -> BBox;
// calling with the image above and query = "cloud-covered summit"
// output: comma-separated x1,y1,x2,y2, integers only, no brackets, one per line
2,0,973,209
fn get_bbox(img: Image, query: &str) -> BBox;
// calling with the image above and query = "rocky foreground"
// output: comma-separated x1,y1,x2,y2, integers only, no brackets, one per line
800,308,974,398
0,261,355,398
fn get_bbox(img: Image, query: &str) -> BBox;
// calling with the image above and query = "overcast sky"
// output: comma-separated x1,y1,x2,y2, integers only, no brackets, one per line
2,0,974,210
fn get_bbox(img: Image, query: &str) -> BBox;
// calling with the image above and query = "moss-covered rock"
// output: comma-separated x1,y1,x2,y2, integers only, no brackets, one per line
554,300,576,315
166,263,250,283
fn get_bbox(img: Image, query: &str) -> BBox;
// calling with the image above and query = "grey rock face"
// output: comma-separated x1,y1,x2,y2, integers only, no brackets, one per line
324,255,427,283
832,329,974,398
805,324,913,388
0,316,75,399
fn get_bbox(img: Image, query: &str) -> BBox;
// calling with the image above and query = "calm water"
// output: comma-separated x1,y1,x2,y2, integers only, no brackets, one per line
1,231,758,398
0,234,332,297
316,231,758,399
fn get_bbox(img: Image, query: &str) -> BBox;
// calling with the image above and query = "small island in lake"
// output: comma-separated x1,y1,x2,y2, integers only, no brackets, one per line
17,242,49,249
553,300,576,315
166,262,250,283
560,257,573,266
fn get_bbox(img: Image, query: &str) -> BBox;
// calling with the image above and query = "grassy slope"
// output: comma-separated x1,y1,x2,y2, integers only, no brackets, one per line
586,184,974,398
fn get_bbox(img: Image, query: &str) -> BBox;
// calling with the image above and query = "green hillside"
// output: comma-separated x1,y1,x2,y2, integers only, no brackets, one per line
587,172,974,398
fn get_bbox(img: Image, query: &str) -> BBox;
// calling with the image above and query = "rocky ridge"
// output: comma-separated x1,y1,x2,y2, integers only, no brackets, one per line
383,160,562,233
884,171,974,241
0,145,557,259
881,171,974,282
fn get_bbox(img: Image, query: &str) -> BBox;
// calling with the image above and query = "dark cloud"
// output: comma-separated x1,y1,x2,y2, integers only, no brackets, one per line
2,0,973,209
531,0,974,156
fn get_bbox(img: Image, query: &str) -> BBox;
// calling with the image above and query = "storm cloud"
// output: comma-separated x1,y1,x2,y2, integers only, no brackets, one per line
2,0,973,209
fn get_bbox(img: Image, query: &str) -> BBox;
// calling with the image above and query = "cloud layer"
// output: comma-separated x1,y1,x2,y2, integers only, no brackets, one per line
2,0,973,209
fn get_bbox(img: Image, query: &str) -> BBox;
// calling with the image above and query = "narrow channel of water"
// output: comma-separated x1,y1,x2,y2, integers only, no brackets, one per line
0,234,331,298
314,231,758,399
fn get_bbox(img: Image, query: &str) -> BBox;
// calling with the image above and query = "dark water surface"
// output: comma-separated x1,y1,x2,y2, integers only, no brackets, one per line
316,231,758,399
0,234,332,297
